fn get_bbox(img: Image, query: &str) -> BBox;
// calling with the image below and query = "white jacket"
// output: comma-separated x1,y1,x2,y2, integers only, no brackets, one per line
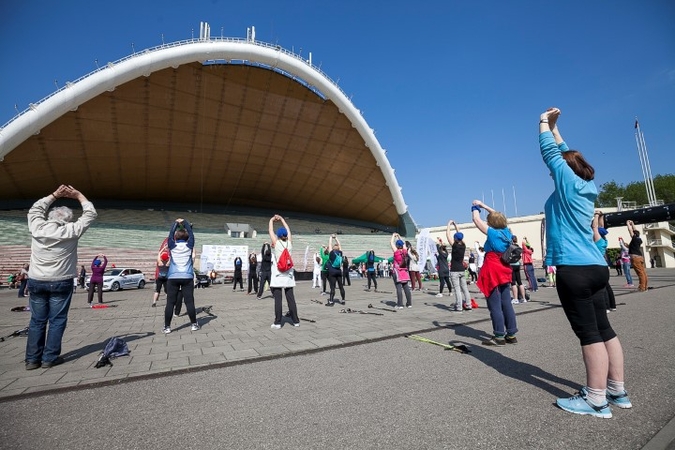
28,195,97,281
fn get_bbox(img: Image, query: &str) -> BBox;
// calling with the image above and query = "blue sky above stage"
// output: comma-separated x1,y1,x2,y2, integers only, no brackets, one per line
1,0,674,228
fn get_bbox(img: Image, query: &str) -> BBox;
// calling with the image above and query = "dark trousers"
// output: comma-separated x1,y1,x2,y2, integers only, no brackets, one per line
87,281,104,304
247,272,259,293
342,270,351,286
233,274,243,290
439,275,452,293
258,271,271,297
328,274,345,303
367,271,378,290
166,279,196,326
272,287,299,325
321,271,328,292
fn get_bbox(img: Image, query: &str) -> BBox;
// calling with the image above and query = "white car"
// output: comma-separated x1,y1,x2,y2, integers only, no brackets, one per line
86,268,146,292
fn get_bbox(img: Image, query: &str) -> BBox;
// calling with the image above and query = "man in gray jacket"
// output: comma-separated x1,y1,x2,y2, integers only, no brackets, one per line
25,185,97,370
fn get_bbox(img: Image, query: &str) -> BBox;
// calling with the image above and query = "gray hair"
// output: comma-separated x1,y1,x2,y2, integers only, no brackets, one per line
48,206,73,223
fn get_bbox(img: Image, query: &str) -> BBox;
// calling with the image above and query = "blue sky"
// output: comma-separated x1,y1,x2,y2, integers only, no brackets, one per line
1,0,673,228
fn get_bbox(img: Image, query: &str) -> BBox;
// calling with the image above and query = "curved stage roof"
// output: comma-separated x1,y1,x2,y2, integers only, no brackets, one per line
0,37,416,235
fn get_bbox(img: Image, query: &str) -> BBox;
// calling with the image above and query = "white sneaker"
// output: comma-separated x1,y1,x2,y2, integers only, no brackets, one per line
293,322,300,327
511,299,519,304
191,323,200,331
162,326,171,334
271,323,281,329
435,293,443,298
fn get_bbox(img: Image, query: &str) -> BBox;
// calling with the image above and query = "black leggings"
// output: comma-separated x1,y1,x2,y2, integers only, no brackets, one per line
166,279,196,326
439,275,452,293
556,265,615,346
328,274,345,303
321,271,328,292
367,271,378,290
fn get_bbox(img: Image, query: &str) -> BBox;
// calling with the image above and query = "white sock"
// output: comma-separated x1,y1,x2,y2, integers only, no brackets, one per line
607,379,625,395
585,386,607,406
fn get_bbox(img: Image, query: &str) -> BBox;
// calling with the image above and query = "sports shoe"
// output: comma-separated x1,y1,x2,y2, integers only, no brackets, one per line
462,303,472,311
482,336,506,346
606,390,632,409
151,302,157,307
162,326,172,334
406,305,412,308
505,335,518,344
293,322,300,327
339,300,346,305
173,313,180,318
271,323,281,329
191,323,200,331
435,293,443,298
325,301,334,307
519,298,528,304
511,299,519,304
42,357,65,368
556,388,612,418
25,361,42,370
525,292,531,301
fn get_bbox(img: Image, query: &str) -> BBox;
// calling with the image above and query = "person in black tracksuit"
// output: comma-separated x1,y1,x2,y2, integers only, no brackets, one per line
366,250,378,291
326,234,346,306
257,243,272,299
342,254,351,286
247,253,259,295
233,257,244,291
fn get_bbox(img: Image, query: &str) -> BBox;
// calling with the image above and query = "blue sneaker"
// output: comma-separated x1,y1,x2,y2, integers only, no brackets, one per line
606,390,632,409
556,388,612,418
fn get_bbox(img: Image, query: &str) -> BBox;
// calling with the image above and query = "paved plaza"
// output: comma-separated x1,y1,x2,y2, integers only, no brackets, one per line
0,269,673,449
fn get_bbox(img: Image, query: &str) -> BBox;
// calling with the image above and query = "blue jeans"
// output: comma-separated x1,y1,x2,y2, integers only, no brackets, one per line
25,279,74,364
486,283,518,337
524,263,538,291
622,262,633,285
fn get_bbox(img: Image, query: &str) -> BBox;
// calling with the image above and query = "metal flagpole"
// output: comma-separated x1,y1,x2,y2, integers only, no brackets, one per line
634,118,657,206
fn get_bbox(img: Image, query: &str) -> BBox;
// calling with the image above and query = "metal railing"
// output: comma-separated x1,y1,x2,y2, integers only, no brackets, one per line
2,36,349,130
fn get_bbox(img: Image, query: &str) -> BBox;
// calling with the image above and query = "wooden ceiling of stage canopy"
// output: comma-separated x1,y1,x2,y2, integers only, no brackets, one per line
0,63,398,228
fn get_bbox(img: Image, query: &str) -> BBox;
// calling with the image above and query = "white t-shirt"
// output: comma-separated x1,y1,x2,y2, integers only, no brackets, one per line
271,240,296,288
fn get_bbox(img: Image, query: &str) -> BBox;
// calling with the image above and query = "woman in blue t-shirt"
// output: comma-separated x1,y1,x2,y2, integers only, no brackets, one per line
471,201,517,346
539,107,630,419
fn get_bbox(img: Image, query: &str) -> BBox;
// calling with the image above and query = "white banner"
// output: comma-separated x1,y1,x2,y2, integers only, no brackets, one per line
416,229,438,271
200,245,249,272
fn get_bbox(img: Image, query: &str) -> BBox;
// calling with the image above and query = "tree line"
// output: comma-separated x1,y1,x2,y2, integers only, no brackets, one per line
596,174,675,207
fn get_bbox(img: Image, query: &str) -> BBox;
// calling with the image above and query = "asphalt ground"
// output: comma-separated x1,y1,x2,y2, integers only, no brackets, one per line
0,268,673,449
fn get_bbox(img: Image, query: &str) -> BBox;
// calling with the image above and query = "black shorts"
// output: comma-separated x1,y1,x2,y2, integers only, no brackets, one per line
510,265,522,286
556,265,615,346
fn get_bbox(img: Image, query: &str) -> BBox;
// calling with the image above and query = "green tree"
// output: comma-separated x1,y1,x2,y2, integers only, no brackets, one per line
597,174,675,207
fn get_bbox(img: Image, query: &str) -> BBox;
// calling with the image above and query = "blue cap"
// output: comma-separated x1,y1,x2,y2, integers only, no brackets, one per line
276,227,288,238
454,232,464,241
396,239,404,247
93,259,101,267
598,227,608,236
